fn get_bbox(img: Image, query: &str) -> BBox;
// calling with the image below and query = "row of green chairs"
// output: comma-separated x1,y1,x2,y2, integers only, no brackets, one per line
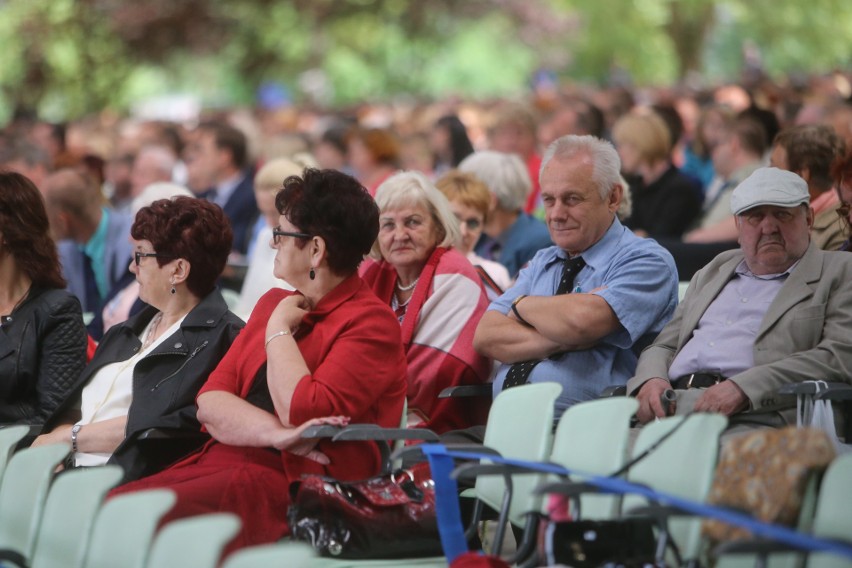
0,426,327,568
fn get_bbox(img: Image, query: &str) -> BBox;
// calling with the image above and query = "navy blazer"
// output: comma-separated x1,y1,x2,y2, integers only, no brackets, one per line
59,208,134,313
222,169,259,255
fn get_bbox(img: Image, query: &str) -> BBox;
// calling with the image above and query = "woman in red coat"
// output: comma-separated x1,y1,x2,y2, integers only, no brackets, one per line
112,168,408,550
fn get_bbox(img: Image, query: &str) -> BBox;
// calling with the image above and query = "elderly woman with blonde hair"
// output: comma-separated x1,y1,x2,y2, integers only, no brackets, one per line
612,110,701,238
360,171,492,433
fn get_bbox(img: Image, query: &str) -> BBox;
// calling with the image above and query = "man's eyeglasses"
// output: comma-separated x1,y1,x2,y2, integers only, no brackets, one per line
272,227,311,245
134,251,175,266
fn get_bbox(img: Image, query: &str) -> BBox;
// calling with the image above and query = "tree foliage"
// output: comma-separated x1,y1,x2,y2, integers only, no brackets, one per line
0,0,850,122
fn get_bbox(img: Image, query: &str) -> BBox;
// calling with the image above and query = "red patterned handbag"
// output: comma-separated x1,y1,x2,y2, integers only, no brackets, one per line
288,462,442,559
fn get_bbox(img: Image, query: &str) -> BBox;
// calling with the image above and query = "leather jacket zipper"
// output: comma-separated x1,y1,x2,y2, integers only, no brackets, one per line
150,340,209,392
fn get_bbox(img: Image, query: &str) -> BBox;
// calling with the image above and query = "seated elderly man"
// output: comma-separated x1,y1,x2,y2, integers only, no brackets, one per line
629,167,852,432
474,135,678,419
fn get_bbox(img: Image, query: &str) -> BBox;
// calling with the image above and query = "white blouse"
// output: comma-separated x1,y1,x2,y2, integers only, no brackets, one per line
75,314,186,467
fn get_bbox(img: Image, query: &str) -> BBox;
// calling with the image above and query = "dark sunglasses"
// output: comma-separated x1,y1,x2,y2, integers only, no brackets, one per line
134,251,175,266
272,227,311,245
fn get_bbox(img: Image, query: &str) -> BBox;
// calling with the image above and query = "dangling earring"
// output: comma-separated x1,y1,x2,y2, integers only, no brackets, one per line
309,267,316,280
170,279,176,295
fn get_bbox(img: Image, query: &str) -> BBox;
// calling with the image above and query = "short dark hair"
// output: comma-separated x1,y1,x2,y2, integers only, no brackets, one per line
198,121,249,170
131,196,233,298
275,168,379,276
0,171,66,289
774,125,846,192
730,115,769,158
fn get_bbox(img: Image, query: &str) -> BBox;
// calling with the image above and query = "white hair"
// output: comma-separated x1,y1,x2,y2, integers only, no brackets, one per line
540,135,622,200
458,151,531,211
132,182,194,216
370,170,461,260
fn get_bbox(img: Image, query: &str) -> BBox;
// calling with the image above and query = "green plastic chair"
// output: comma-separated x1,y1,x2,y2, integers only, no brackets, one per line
83,489,176,568
802,453,852,568
625,413,728,565
0,443,70,566
549,396,639,520
29,465,124,568
221,542,320,568
0,425,32,491
466,382,563,559
145,513,241,568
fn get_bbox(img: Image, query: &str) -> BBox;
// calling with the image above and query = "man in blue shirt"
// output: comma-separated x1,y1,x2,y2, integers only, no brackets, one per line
474,135,679,418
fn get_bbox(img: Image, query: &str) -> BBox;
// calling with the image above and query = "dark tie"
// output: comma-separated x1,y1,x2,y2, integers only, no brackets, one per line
81,252,101,314
502,256,586,390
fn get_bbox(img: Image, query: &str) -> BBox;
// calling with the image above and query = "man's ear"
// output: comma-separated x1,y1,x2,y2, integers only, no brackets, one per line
608,183,623,213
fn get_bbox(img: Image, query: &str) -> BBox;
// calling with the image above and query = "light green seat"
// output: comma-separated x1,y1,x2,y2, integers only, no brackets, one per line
145,513,241,568
83,489,176,568
0,425,32,492
30,465,124,568
222,542,321,568
625,413,728,564
802,453,852,568
0,443,70,566
549,396,639,519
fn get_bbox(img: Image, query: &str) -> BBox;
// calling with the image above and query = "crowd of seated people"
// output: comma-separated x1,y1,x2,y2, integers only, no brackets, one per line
0,72,851,558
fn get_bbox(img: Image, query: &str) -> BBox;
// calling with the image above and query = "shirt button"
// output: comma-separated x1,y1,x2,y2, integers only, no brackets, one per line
741,298,748,303
709,341,715,347
726,320,733,325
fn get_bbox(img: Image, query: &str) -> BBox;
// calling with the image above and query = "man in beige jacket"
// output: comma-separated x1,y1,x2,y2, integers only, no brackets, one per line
628,167,852,432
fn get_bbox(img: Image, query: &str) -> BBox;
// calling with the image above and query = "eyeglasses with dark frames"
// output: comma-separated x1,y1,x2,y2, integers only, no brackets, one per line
134,251,175,266
272,227,311,245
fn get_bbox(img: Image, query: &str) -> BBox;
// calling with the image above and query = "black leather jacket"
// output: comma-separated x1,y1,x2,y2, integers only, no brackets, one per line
0,287,87,426
43,288,244,482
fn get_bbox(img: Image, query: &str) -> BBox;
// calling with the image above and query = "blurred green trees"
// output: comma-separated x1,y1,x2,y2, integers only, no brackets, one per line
0,0,850,121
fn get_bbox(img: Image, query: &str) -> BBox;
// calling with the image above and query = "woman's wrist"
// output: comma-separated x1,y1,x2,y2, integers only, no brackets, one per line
265,330,292,348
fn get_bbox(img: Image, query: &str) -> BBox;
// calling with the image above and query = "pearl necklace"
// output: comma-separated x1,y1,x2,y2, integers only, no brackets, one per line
396,277,419,292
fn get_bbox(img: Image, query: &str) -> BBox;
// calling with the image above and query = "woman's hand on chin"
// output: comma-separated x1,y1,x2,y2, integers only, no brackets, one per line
267,293,312,337
273,416,351,464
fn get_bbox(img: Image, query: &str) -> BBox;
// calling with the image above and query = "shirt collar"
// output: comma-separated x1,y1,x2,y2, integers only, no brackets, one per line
735,258,799,280
546,216,623,271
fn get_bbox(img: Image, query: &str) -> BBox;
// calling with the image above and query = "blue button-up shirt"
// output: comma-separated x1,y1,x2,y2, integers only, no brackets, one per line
489,218,678,417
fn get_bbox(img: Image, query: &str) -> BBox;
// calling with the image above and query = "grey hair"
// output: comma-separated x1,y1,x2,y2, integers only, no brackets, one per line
458,151,531,211
540,135,622,200
370,170,462,260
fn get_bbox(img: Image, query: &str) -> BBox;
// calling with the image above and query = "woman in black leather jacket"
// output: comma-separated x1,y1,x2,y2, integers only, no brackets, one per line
34,196,244,482
0,172,88,429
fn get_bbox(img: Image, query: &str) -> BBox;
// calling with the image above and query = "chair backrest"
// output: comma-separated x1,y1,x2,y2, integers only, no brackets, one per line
626,413,728,562
0,443,70,562
30,465,124,568
0,425,32,492
551,396,639,519
810,453,852,568
145,513,241,568
476,382,562,527
83,489,176,568
221,542,320,568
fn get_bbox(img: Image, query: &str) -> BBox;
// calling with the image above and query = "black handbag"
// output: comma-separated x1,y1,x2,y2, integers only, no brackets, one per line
540,518,657,568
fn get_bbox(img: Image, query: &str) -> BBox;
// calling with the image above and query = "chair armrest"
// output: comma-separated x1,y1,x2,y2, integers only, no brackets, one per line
778,382,850,396
332,426,439,443
451,461,561,482
390,442,502,465
135,427,209,442
438,384,493,398
533,480,604,498
599,385,627,398
816,384,852,402
300,424,345,439
713,538,804,557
